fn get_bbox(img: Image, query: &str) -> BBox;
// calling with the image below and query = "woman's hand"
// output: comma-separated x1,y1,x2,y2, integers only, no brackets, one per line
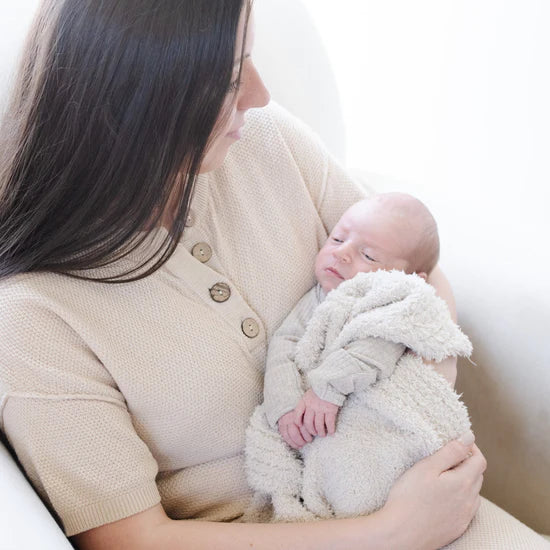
379,436,486,550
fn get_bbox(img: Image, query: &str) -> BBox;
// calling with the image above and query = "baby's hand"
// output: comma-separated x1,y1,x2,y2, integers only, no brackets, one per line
278,410,313,450
294,389,340,438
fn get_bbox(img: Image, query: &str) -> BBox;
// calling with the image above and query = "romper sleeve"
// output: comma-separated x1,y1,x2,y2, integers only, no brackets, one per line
307,338,406,406
0,297,161,537
263,288,320,429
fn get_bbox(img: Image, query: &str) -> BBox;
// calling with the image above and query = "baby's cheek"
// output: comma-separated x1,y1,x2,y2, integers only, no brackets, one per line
313,251,327,277
355,264,379,277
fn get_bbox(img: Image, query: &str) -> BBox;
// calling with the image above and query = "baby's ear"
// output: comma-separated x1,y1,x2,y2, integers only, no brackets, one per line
417,271,428,281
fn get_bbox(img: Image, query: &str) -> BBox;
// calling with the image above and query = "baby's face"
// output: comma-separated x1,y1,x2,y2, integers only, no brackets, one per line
315,199,414,294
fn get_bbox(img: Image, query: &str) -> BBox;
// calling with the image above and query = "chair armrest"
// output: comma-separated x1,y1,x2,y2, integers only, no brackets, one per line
0,441,73,549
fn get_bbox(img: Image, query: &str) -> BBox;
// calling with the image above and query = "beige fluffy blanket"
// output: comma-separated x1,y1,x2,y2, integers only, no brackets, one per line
245,270,473,522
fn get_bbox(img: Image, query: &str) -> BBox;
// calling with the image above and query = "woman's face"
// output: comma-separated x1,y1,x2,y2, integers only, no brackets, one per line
199,8,270,173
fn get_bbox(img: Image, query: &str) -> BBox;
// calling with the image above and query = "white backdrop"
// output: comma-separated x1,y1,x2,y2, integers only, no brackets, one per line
0,1,40,112
301,0,550,271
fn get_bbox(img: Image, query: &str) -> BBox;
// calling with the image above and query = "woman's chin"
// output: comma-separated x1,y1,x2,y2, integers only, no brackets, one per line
199,142,233,173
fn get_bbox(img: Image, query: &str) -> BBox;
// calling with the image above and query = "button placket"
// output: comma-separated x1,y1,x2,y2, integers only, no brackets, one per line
163,245,265,353
185,210,195,227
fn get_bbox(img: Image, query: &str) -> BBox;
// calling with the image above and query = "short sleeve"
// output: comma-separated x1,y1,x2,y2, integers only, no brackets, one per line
266,101,374,231
0,297,161,536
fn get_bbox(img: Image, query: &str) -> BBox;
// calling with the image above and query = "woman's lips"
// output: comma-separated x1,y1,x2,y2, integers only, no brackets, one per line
325,267,344,280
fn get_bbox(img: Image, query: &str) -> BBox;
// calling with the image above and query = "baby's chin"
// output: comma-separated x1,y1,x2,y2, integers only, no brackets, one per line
319,279,341,294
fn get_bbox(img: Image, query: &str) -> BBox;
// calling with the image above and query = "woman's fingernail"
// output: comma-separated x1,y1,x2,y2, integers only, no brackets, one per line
458,430,475,446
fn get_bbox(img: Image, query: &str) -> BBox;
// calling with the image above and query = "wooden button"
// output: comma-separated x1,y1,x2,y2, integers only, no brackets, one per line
192,242,212,263
209,282,231,303
185,211,195,227
241,318,260,338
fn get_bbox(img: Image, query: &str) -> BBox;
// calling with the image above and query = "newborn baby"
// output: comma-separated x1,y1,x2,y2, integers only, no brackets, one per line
266,192,441,448
245,192,472,522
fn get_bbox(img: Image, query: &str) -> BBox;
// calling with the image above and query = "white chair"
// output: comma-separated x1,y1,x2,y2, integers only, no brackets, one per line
0,435,74,548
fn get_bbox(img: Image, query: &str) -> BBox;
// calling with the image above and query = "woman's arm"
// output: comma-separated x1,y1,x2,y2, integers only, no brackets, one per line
72,439,485,550
426,265,459,387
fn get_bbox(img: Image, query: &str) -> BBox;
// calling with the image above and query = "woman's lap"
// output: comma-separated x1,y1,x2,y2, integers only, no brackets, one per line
444,497,550,549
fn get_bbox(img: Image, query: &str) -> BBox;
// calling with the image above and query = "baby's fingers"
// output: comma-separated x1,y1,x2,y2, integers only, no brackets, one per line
294,400,306,426
287,423,308,449
315,413,326,437
303,408,317,436
299,424,314,443
279,424,299,450
325,412,336,435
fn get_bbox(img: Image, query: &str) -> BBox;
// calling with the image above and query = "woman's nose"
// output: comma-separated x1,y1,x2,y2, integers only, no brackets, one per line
236,61,270,111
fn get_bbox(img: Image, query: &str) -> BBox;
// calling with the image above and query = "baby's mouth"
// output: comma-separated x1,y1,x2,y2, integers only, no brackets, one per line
326,266,345,280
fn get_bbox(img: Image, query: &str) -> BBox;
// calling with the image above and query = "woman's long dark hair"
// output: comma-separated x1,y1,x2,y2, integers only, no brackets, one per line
0,0,250,282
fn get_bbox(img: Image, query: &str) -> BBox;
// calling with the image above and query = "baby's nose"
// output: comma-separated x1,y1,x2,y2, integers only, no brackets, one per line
334,245,351,262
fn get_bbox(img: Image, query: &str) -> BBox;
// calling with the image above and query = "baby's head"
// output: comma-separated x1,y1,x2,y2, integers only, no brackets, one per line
315,193,439,293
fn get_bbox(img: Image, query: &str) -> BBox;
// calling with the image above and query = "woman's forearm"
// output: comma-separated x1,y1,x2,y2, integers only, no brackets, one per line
425,265,458,387
75,439,483,550
428,265,457,322
73,503,400,550
154,513,396,550
424,355,458,387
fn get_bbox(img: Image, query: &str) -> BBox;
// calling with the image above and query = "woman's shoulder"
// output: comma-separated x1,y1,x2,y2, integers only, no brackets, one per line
241,101,330,166
222,102,333,203
0,234,160,310
0,272,82,336
246,101,326,154
0,271,63,305
0,269,118,325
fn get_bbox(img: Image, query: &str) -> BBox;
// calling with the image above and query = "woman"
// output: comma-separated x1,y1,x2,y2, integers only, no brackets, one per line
0,1,545,549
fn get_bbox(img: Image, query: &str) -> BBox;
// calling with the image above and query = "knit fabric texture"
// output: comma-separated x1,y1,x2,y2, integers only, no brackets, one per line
245,271,473,521
443,498,550,550
0,102,367,536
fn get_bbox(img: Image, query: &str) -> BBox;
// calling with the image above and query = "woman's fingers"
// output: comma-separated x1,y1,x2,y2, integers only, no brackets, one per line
448,444,486,473
426,437,475,473
382,437,484,549
473,474,484,496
